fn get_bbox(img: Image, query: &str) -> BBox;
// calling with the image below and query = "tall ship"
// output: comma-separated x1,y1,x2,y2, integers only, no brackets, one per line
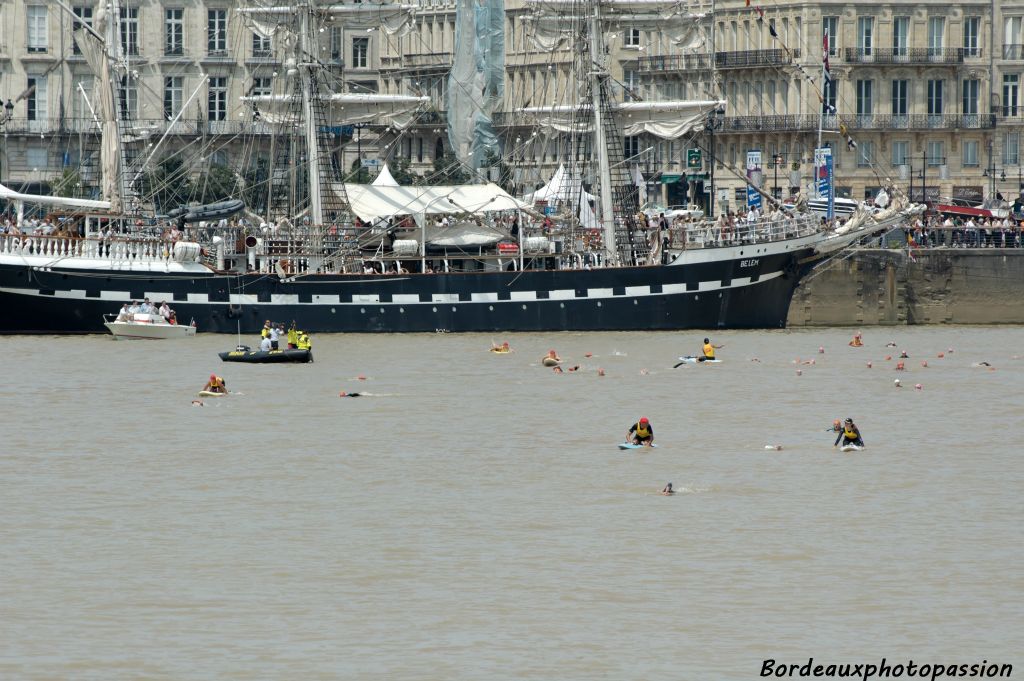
0,0,919,334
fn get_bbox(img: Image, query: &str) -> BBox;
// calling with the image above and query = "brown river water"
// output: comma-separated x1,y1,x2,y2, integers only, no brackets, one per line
1,328,1020,679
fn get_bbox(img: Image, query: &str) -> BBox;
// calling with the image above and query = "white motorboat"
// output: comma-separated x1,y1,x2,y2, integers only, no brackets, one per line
103,313,196,339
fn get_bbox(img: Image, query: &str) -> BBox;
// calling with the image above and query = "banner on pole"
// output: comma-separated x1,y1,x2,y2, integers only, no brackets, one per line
814,147,834,219
746,150,762,210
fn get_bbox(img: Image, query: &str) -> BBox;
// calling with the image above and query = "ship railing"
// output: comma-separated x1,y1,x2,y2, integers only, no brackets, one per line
667,215,821,249
0,234,181,262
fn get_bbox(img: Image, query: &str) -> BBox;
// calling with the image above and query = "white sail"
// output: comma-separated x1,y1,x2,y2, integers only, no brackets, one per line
72,4,121,213
339,183,528,222
518,100,726,140
241,94,430,128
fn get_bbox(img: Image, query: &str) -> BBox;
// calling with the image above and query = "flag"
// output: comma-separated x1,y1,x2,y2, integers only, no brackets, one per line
745,0,751,6
823,31,831,85
769,23,778,39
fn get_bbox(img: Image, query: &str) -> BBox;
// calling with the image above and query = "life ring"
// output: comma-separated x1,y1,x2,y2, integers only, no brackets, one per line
541,357,561,367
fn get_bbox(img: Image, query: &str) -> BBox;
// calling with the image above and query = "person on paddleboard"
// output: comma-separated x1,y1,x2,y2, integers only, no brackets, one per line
834,418,864,448
203,373,227,394
661,482,675,496
627,417,654,445
698,337,723,362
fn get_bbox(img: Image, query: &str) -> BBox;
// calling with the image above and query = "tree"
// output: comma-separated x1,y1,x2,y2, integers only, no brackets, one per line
482,149,513,193
194,163,240,204
387,157,420,186
141,157,192,213
430,153,471,185
49,168,82,198
348,158,371,184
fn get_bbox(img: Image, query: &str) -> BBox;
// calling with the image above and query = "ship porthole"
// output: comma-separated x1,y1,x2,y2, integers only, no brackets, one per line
522,304,527,310
694,295,699,300
331,307,336,313
596,301,602,307
432,306,437,312
488,305,494,311
560,303,565,309
719,293,723,298
740,251,743,255
452,306,457,312
399,307,405,313
360,307,365,314
633,299,638,305
379,307,385,314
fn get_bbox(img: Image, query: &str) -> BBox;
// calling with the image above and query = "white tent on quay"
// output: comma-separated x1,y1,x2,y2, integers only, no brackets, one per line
371,163,399,187
525,164,598,229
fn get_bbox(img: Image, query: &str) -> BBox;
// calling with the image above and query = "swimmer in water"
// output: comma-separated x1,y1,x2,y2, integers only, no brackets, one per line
339,391,364,397
661,483,675,496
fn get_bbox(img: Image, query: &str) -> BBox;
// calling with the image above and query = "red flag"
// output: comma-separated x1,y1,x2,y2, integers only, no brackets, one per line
745,0,751,6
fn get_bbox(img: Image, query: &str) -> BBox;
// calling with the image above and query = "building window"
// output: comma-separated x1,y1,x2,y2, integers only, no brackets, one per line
891,140,909,167
624,136,640,159
927,17,944,57
164,76,183,119
72,6,93,55
1006,133,1020,165
1006,18,1023,59
252,32,271,57
624,28,641,48
927,80,944,118
208,9,227,54
963,140,979,167
330,27,343,61
857,141,873,168
417,138,424,163
892,17,909,56
352,37,369,69
856,80,873,118
926,141,944,166
165,9,184,56
963,17,980,57
27,5,48,53
857,17,873,56
251,77,272,97
891,80,908,116
822,17,838,55
118,76,138,120
120,7,139,56
1004,75,1019,117
962,79,979,116
26,77,47,121
208,77,227,121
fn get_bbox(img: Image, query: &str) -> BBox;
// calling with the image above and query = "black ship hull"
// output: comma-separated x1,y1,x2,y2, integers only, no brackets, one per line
0,245,814,334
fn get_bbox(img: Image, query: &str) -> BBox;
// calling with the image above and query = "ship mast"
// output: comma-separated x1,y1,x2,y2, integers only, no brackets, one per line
299,4,324,227
588,3,618,266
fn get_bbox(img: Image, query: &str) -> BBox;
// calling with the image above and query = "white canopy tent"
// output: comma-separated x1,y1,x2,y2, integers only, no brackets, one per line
339,182,528,222
371,163,399,187
524,164,598,229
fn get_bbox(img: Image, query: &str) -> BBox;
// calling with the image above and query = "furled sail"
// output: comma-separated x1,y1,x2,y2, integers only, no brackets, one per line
72,4,121,213
240,93,431,128
517,100,726,140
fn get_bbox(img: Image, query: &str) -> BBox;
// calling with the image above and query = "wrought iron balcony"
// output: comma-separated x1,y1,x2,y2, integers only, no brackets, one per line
633,54,711,72
721,115,820,132
843,47,967,64
715,112,994,133
715,48,799,68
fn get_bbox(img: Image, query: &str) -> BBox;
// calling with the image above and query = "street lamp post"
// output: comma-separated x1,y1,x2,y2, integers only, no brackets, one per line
771,153,784,200
704,108,723,217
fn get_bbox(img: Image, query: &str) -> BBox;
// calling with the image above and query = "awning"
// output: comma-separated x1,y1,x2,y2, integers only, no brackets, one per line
339,183,529,222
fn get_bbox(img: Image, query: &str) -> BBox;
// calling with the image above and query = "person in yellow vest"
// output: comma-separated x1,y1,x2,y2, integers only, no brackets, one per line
287,321,299,349
697,337,723,362
296,331,311,351
203,373,227,394
626,417,654,446
834,418,864,448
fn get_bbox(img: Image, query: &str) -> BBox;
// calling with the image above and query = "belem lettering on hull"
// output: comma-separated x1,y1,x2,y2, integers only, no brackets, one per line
0,249,812,334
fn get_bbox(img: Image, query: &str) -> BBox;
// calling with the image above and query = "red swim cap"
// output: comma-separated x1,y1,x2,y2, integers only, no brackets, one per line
640,417,649,424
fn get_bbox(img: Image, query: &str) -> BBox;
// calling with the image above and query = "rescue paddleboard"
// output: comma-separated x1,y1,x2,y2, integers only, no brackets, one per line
198,390,227,397
618,442,658,450
840,444,863,452
676,356,721,365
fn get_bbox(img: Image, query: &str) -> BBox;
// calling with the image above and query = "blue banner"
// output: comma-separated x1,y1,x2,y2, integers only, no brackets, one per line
746,150,762,210
815,147,834,220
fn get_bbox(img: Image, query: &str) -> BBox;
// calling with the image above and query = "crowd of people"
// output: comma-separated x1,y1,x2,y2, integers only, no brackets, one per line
116,298,178,324
903,214,1024,249
259,320,311,352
